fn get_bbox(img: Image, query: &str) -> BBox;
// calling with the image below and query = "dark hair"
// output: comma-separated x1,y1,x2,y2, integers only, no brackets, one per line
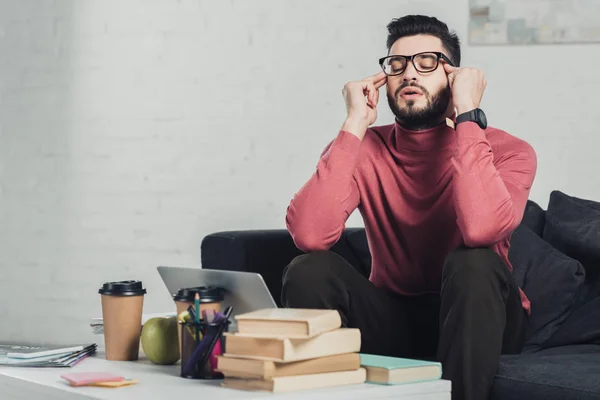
386,15,461,67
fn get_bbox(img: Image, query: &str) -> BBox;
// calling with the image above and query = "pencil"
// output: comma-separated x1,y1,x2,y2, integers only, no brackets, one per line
194,293,200,323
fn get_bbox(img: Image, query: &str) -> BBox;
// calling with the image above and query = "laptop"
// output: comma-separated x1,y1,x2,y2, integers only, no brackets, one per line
156,266,278,329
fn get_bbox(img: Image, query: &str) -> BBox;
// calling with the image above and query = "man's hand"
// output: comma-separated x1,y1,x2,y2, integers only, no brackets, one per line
443,64,487,115
341,71,387,140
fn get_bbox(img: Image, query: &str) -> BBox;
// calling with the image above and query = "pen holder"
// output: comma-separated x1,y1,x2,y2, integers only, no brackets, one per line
179,319,230,379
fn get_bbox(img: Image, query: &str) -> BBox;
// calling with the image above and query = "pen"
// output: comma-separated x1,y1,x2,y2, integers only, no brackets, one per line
186,305,196,322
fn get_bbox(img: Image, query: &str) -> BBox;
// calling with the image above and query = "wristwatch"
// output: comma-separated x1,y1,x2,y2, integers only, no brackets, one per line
456,108,487,129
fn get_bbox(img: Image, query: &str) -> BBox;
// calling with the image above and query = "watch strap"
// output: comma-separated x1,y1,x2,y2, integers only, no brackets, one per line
455,108,487,129
456,109,477,124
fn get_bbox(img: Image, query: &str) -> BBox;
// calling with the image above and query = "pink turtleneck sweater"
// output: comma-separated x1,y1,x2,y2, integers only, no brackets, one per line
286,120,537,313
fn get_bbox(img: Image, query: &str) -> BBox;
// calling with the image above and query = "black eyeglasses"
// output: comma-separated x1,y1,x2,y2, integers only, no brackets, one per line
378,52,455,76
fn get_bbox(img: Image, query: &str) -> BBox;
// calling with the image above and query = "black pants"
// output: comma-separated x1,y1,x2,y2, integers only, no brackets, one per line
281,248,527,400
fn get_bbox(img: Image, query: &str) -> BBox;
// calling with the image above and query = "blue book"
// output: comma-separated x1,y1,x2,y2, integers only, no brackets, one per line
359,353,442,385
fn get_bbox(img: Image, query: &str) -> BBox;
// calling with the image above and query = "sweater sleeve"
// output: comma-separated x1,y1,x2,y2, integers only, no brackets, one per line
285,130,362,252
451,121,537,248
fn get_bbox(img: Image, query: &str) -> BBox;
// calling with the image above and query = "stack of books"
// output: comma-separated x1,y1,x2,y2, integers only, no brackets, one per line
216,308,366,392
217,308,452,397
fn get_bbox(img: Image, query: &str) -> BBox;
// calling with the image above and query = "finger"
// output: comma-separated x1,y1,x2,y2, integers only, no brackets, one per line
447,71,456,86
360,73,386,95
363,82,376,107
374,76,387,90
374,72,388,86
443,63,458,74
365,71,387,84
372,86,380,107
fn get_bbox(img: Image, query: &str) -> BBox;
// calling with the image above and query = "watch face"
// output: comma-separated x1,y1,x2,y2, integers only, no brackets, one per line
477,109,488,129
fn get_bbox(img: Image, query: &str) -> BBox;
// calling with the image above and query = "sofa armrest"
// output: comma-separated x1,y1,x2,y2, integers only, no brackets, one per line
200,228,370,307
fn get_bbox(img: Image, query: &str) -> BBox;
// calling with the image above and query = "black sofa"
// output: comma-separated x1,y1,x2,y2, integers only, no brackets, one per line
201,190,600,399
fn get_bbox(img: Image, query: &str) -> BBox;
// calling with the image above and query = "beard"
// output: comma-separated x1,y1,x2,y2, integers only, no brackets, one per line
387,81,452,131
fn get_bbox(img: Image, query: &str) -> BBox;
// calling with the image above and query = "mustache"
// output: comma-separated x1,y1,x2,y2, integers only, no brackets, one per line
395,82,429,97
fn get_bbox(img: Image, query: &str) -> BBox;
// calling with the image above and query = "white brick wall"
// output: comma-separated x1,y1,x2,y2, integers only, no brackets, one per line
0,0,599,344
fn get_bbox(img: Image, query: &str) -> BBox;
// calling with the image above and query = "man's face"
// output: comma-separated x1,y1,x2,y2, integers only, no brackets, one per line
384,35,453,129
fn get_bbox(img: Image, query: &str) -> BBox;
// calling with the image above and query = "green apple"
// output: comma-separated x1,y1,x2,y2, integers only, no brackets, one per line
141,316,180,365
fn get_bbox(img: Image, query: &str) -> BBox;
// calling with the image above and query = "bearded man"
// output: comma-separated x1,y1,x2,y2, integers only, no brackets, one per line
282,14,537,400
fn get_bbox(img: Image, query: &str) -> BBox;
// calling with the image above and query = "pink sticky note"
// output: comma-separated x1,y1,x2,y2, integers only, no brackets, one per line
209,340,222,372
61,372,125,387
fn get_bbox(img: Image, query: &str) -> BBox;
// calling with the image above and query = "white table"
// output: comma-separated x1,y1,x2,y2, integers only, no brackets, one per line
0,350,451,400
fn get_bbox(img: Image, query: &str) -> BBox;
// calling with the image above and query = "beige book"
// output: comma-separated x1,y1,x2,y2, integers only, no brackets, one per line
223,328,361,362
234,308,342,338
221,367,366,393
365,365,441,385
216,353,360,379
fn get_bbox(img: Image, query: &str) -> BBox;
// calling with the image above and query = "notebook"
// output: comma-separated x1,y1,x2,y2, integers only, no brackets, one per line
0,343,97,367
4,343,96,359
359,353,442,385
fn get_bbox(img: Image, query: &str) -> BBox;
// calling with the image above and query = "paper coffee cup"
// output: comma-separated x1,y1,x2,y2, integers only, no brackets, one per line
173,286,224,354
99,280,146,361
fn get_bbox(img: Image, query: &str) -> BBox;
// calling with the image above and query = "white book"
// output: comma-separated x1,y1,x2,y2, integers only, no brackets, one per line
89,312,176,334
2,343,96,359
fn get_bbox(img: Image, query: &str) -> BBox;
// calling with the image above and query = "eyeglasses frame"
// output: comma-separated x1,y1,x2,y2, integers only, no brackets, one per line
378,51,455,76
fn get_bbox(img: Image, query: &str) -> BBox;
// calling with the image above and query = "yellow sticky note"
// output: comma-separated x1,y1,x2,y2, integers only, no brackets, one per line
87,380,139,388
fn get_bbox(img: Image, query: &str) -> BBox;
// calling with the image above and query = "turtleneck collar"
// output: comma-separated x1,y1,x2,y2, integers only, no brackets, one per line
391,116,456,153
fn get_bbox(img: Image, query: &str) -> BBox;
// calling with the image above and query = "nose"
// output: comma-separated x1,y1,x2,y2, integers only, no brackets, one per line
403,61,418,82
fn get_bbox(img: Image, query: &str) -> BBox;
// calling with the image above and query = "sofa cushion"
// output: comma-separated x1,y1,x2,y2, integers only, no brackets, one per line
543,190,600,302
543,296,600,348
492,345,600,400
521,199,546,237
513,343,600,356
508,224,586,350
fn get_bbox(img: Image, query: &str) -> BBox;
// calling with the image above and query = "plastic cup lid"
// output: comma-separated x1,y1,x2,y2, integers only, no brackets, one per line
98,280,147,296
172,285,224,302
